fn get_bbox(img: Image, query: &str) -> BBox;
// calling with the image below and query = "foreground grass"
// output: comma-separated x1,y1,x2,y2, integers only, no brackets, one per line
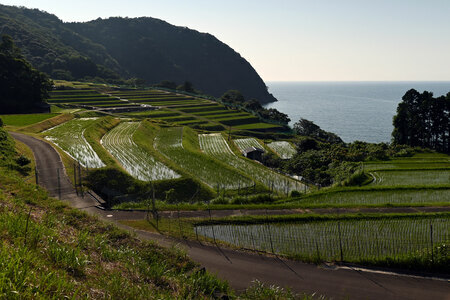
0,161,231,298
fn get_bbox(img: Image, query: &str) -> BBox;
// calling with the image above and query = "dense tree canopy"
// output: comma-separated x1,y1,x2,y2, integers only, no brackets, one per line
0,35,52,113
392,89,449,153
221,90,245,104
293,118,343,144
0,4,277,102
221,90,290,125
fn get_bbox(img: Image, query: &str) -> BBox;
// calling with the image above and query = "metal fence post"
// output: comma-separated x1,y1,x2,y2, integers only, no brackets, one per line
338,221,344,262
208,208,216,244
57,168,61,200
265,209,275,254
73,163,78,196
430,222,434,263
35,167,39,185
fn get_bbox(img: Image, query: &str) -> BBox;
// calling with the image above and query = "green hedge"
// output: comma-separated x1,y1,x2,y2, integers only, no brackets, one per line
85,168,214,207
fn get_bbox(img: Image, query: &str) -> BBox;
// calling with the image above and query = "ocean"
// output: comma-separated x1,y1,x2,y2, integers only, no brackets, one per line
264,82,450,143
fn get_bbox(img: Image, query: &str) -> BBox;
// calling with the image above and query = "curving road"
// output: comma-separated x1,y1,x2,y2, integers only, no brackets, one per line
10,132,450,300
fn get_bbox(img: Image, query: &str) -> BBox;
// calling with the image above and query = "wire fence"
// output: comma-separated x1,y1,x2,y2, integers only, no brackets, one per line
34,162,89,199
155,212,449,265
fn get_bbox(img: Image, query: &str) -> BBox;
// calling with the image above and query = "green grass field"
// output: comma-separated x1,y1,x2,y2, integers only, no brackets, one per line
286,188,450,206
0,113,59,126
370,170,450,186
233,123,284,131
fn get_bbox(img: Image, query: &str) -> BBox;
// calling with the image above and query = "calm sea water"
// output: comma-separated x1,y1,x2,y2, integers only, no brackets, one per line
265,82,450,143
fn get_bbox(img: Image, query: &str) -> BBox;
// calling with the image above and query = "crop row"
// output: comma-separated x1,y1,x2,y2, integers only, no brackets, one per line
233,138,263,152
267,141,297,159
370,170,450,186
155,127,252,189
199,133,305,193
292,188,450,206
196,217,449,262
101,122,179,181
233,123,284,131
45,118,105,168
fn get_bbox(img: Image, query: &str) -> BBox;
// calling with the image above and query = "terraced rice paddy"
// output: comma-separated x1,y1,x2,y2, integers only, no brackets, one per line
49,89,129,107
267,141,297,159
101,122,179,181
107,90,208,107
0,113,59,127
199,133,305,193
233,123,284,131
365,162,450,170
370,170,450,186
196,216,449,262
292,189,450,206
233,138,263,152
155,127,252,189
44,118,105,168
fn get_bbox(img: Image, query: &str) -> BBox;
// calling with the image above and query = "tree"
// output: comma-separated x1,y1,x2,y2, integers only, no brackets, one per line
392,89,449,153
154,80,177,90
177,81,195,93
221,90,245,104
0,35,53,114
243,99,263,111
293,118,343,144
258,108,291,125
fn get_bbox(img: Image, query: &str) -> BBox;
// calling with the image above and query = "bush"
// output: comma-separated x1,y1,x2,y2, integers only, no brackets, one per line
341,171,371,187
231,194,273,205
85,168,214,207
290,190,301,197
210,196,230,205
15,155,31,166
0,117,3,127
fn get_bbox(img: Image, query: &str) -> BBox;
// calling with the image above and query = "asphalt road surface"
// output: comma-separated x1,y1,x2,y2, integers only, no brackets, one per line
11,132,450,300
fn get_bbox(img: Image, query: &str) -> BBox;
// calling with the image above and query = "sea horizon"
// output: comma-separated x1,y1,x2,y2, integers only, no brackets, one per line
265,81,450,143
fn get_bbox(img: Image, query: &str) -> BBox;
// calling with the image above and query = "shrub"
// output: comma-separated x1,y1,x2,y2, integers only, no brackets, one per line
15,155,31,166
290,190,301,197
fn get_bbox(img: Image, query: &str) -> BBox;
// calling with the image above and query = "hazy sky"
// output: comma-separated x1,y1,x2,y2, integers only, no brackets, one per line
3,0,450,81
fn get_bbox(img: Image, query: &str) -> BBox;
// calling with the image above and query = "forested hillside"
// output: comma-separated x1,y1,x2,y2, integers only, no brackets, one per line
0,4,276,103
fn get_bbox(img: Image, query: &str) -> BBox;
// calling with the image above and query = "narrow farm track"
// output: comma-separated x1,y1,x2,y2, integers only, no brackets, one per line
10,132,450,300
95,206,450,221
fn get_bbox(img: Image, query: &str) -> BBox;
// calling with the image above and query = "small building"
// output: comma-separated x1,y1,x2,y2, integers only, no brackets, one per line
243,147,265,162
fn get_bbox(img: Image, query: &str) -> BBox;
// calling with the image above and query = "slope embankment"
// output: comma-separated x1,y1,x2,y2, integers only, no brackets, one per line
10,132,450,300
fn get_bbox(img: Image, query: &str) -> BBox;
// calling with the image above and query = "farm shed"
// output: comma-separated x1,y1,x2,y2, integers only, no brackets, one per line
243,146,265,162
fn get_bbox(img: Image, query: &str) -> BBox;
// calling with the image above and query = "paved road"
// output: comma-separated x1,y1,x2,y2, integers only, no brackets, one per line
11,132,450,300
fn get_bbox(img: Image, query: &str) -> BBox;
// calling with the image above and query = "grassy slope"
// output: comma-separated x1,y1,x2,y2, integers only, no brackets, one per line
0,128,232,299
19,113,74,133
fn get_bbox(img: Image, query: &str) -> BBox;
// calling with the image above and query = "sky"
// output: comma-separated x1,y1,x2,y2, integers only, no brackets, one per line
2,0,450,82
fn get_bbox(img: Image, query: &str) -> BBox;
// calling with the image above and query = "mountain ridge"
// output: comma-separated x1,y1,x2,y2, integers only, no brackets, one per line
0,4,277,103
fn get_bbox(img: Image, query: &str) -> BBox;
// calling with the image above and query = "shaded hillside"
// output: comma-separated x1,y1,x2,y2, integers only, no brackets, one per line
0,5,123,80
0,4,277,103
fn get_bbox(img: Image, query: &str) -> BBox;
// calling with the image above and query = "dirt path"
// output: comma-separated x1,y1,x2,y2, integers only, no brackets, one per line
10,132,450,300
